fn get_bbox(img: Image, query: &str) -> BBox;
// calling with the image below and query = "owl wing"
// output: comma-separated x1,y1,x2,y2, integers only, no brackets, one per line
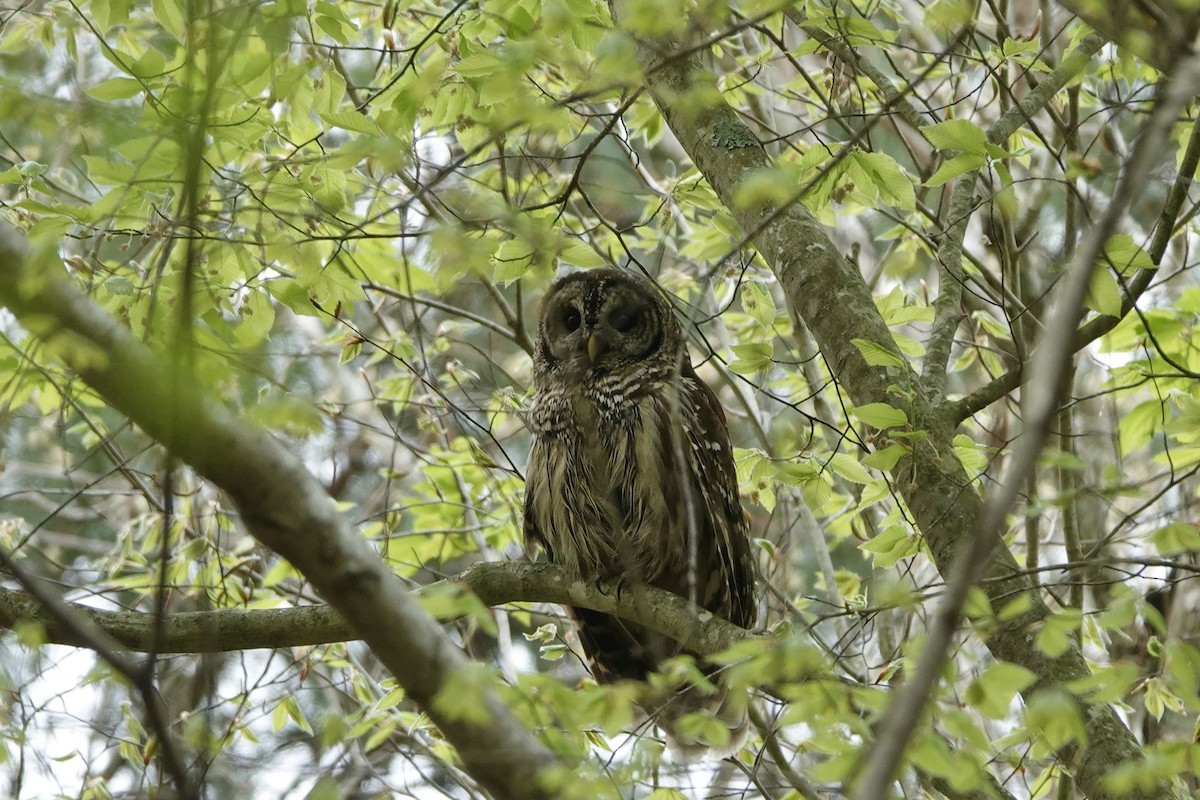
522,435,549,560
679,358,757,630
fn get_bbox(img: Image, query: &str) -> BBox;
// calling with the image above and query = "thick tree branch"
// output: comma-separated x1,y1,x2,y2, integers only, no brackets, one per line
857,57,1200,800
607,3,1161,798
0,223,565,800
0,586,352,652
2,560,1022,797
0,562,749,657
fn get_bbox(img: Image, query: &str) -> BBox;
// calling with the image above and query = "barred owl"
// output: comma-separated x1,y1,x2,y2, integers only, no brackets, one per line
524,268,756,757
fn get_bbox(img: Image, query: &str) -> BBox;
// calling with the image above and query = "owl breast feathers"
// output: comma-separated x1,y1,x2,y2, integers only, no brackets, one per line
524,268,756,756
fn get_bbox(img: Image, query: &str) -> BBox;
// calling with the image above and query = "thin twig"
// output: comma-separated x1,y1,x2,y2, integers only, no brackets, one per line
950,93,1200,424
0,547,197,798
922,33,1107,395
849,54,1200,800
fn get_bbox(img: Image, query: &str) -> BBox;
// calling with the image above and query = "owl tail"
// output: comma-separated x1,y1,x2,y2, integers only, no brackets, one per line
655,684,750,761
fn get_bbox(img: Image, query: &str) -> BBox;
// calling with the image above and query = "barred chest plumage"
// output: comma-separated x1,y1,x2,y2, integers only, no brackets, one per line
526,369,704,585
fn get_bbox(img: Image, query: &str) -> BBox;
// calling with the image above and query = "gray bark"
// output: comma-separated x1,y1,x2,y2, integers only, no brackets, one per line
605,3,1164,798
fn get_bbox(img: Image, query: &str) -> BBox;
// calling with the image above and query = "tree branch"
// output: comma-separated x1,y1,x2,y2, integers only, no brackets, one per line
0,559,1023,799
783,8,932,132
1053,0,1197,72
0,562,748,657
0,585,351,652
854,53,1198,794
0,549,197,798
950,84,1200,424
0,222,565,800
922,33,1106,395
606,3,1162,798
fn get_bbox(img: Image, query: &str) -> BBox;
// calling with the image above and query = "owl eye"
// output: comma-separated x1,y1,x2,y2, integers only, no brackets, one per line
607,305,638,333
562,307,582,332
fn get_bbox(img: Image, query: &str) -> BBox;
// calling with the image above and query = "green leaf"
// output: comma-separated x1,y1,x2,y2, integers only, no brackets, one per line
883,303,935,327
862,443,907,470
1034,608,1082,658
850,338,905,368
859,524,919,568
86,77,144,100
733,164,805,210
1102,234,1155,274
320,110,379,135
1150,522,1200,555
104,276,136,297
418,582,496,635
152,0,186,41
891,332,925,357
925,153,986,187
850,151,915,210
728,342,773,374
315,1,356,45
1024,690,1086,749
740,280,777,329
1065,663,1140,703
90,0,134,32
1085,268,1122,317
456,52,503,78
829,452,872,484
1118,400,1163,454
273,695,313,734
951,433,989,477
1143,676,1184,720
307,777,342,800
922,119,988,154
234,290,276,346
1002,37,1042,58
14,620,48,648
908,733,957,780
857,477,891,508
965,662,1037,718
82,154,133,187
925,0,976,32
851,402,908,430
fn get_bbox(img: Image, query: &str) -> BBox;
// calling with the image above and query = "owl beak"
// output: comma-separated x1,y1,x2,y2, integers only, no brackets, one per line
586,332,605,363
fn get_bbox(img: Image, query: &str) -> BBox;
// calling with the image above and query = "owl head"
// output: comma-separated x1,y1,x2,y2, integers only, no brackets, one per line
533,269,683,379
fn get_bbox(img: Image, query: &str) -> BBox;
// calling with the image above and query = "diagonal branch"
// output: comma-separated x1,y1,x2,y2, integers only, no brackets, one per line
0,222,565,800
854,55,1200,800
0,558,1022,800
921,34,1106,394
950,93,1200,424
606,3,1162,798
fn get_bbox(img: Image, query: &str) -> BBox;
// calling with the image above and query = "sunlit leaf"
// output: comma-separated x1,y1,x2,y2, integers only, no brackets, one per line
851,338,906,368
851,402,909,430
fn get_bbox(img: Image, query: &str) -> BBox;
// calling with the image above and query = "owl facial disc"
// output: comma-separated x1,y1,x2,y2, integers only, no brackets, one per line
534,269,676,377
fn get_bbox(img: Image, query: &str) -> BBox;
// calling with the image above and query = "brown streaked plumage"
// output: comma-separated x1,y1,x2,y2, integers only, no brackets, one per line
524,268,755,757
